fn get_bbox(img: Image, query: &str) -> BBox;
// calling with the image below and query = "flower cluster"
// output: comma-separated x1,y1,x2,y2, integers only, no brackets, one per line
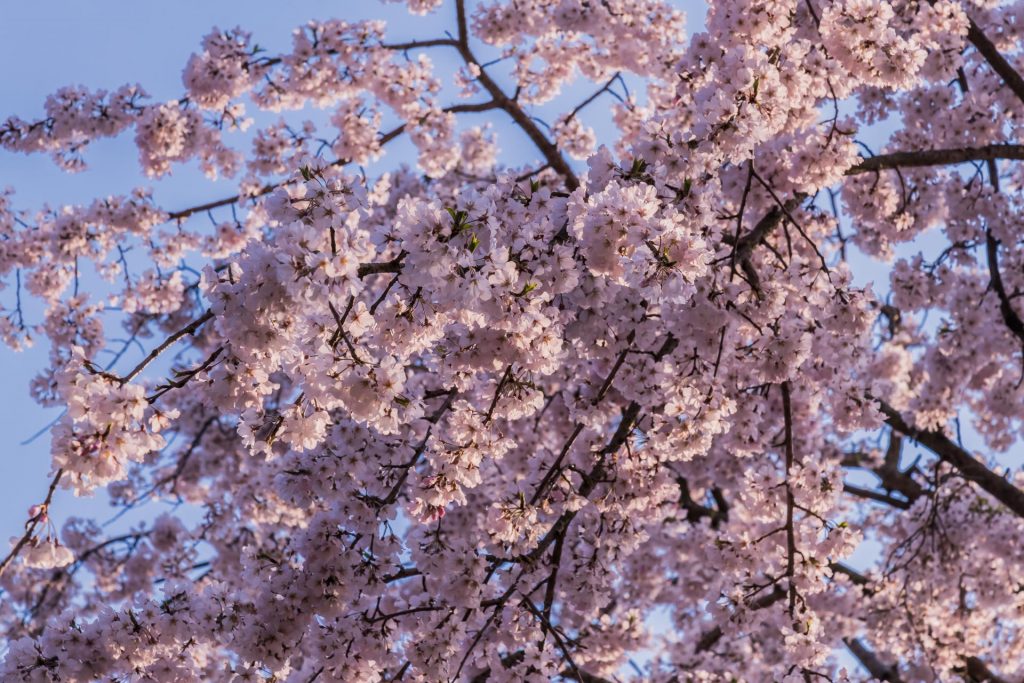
1,0,1024,681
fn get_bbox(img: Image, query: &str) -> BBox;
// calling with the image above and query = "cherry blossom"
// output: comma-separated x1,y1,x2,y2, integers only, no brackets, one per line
1,0,1024,681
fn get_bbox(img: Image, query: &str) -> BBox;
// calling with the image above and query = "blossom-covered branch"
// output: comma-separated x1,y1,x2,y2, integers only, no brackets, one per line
2,0,1024,680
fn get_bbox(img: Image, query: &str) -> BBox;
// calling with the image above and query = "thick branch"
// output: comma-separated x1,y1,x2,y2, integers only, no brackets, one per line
695,586,786,652
357,252,407,279
733,196,804,292
967,19,1024,107
844,638,903,683
841,436,926,504
876,399,1024,519
962,656,1013,683
985,230,1024,346
847,145,1024,174
842,483,911,509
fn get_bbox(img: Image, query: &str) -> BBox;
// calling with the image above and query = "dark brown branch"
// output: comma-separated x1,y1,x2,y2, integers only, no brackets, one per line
381,38,458,51
967,19,1024,107
829,561,870,586
876,399,1024,519
985,230,1024,346
733,197,804,293
961,655,1013,683
146,345,225,404
483,365,514,425
842,483,911,509
847,145,1024,175
780,382,799,618
695,586,786,652
557,669,617,683
844,638,903,683
564,72,622,122
676,478,730,528
121,310,214,383
453,0,579,190
357,251,407,279
842,435,925,504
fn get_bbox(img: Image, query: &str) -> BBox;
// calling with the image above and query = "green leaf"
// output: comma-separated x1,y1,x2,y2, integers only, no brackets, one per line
446,207,471,235
512,282,538,297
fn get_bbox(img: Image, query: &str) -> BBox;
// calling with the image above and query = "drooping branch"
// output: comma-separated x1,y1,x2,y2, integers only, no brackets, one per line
985,230,1024,346
876,399,1024,519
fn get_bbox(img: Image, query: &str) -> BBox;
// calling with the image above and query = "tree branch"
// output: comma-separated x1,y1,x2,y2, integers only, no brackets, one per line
844,638,903,683
985,229,1024,346
876,399,1024,519
166,99,498,222
120,310,214,383
0,469,64,580
842,483,911,509
452,0,579,190
967,19,1024,107
847,145,1024,175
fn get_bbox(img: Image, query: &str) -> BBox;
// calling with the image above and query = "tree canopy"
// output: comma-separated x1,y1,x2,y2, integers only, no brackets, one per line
2,0,1024,680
